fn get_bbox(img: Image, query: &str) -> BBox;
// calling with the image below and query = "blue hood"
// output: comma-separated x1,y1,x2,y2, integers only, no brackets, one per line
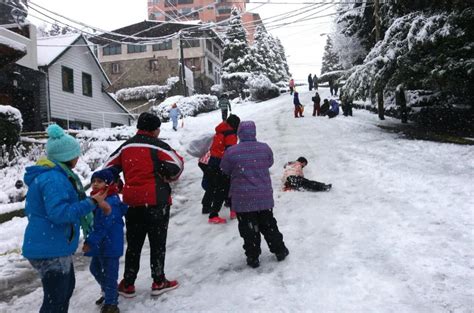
237,121,257,142
24,164,59,186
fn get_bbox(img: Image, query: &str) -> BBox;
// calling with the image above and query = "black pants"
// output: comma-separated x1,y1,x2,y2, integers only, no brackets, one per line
327,111,338,118
286,176,327,192
237,210,287,259
123,204,170,285
207,166,230,218
221,109,228,121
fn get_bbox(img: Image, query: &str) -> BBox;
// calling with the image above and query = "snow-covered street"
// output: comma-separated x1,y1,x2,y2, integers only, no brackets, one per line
0,88,473,312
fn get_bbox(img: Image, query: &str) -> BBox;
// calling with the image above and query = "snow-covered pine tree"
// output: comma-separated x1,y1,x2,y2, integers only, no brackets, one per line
251,25,279,82
274,37,291,81
320,36,342,75
221,7,255,74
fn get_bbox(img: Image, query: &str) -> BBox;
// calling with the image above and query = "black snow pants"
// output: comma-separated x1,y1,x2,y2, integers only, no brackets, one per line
207,166,230,218
123,204,170,285
236,210,288,259
285,175,327,192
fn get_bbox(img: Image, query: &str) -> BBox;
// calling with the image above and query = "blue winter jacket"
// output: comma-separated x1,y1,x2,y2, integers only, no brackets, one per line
22,162,95,259
329,99,340,114
85,194,127,257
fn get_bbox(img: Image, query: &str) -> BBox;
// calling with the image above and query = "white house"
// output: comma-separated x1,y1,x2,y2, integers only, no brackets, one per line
37,33,134,129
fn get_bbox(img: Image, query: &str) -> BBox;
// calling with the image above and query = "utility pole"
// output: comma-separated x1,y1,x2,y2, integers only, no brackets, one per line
374,0,384,120
179,32,188,97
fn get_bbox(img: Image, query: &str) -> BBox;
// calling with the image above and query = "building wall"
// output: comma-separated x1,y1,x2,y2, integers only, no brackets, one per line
45,37,131,129
147,0,259,41
97,37,223,94
0,24,38,70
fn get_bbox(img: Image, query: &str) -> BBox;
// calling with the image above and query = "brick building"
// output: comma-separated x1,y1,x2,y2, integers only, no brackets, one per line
147,0,262,43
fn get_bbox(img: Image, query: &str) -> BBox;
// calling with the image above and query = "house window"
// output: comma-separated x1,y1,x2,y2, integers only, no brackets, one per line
127,44,147,54
82,72,92,97
206,40,212,52
112,63,120,74
103,43,122,56
213,45,220,58
111,122,123,127
208,60,213,75
183,39,200,48
152,39,172,51
70,120,92,130
61,66,74,93
164,0,176,7
178,0,193,4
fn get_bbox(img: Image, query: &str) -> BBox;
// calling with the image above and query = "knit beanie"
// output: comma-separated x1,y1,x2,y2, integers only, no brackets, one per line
91,168,115,185
226,114,240,131
46,124,81,162
297,157,308,165
137,112,161,131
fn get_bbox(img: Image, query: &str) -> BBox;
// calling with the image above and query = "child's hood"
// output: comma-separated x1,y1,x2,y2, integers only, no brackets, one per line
24,158,62,186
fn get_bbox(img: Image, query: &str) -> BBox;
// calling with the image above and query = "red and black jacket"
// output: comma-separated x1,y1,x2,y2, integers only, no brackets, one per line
105,130,184,207
209,121,238,159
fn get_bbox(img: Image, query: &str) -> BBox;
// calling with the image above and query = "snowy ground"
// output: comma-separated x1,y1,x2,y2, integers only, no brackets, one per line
0,87,473,312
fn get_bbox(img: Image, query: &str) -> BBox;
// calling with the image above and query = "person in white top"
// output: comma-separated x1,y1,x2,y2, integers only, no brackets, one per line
282,157,332,192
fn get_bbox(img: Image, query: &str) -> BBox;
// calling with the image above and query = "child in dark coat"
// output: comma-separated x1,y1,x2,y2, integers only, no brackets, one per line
282,157,332,192
83,168,128,313
293,91,304,118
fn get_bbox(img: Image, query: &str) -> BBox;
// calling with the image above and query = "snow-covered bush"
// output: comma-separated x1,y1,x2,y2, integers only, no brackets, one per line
210,84,223,96
246,74,280,101
76,125,136,141
149,94,218,121
115,77,179,101
0,105,23,168
221,72,250,98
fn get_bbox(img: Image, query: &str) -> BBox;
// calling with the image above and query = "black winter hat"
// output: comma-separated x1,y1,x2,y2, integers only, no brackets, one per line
137,112,161,131
226,114,240,130
297,157,308,164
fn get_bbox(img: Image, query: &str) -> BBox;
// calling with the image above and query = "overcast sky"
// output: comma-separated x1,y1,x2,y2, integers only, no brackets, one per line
29,0,335,81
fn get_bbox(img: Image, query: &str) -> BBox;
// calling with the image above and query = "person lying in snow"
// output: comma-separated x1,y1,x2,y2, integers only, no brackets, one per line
282,157,332,192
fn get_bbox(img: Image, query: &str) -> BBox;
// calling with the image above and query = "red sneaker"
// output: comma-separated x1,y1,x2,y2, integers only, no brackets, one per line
230,211,237,220
151,279,179,296
118,279,136,298
208,216,227,224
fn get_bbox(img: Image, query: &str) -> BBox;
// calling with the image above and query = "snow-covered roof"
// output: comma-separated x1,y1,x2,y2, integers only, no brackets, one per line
36,33,80,66
0,34,26,52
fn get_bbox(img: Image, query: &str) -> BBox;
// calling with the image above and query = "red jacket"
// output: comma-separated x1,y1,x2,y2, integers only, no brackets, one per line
209,121,238,159
105,130,184,207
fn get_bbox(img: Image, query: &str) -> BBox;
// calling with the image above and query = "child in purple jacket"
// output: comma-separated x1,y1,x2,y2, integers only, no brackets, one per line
220,121,289,268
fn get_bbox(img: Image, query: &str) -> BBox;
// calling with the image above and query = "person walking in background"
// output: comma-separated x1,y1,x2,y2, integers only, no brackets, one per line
221,121,289,268
282,157,332,192
206,114,241,224
22,124,110,313
293,91,304,118
289,78,295,95
83,168,127,313
334,82,339,96
169,103,182,131
312,92,321,116
219,93,232,121
313,74,318,90
328,78,335,96
307,74,313,91
105,112,184,298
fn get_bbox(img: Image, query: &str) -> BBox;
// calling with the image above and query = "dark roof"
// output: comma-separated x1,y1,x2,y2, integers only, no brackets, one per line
89,20,223,45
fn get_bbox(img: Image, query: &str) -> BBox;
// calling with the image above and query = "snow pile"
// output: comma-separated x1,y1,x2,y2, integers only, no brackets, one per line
247,74,280,101
149,94,218,121
115,77,179,102
76,125,136,141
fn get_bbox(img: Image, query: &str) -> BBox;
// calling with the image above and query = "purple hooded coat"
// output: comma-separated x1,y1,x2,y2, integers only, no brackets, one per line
220,121,274,212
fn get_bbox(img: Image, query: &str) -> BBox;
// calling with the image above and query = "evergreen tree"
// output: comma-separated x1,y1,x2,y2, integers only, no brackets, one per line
320,36,342,74
221,7,255,74
275,37,291,80
251,25,279,82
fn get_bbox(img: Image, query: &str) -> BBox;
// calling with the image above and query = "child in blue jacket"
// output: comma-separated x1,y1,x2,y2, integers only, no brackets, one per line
83,168,127,313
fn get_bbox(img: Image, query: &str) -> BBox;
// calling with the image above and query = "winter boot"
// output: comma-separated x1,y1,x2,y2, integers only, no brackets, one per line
95,296,105,306
101,304,120,313
323,184,332,191
246,257,260,268
151,279,179,296
276,248,290,262
118,279,136,298
208,216,227,224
